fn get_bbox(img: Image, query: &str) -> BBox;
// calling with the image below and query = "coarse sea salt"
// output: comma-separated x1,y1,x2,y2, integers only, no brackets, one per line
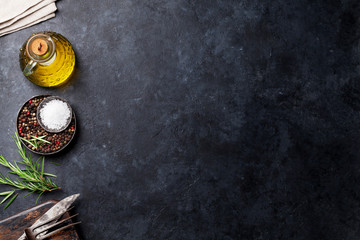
39,99,71,131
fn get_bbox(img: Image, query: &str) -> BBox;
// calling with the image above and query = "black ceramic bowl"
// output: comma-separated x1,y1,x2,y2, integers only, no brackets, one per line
16,95,76,155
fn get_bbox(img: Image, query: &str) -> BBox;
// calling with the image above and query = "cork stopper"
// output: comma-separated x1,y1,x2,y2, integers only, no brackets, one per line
31,39,48,56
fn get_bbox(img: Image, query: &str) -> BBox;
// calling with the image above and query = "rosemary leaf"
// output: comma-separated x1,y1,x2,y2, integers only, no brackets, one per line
4,194,18,209
30,135,51,144
0,190,14,204
41,157,44,177
19,137,36,149
19,135,51,150
35,191,44,204
43,172,57,178
23,190,36,198
0,191,13,196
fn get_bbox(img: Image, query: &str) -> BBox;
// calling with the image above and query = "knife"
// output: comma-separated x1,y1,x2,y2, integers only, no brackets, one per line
17,193,80,240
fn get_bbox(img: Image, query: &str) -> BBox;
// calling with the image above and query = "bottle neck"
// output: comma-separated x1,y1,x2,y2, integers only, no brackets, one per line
26,33,56,64
39,52,57,66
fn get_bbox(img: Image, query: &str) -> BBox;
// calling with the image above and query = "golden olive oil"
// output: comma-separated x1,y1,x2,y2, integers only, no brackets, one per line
19,31,75,87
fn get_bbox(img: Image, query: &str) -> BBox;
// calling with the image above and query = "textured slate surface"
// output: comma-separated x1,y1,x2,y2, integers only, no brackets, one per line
0,0,360,239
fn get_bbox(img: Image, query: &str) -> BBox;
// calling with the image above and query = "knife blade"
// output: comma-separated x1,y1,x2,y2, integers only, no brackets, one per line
17,193,80,240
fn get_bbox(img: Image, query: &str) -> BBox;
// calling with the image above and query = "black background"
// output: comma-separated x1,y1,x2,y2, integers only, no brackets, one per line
1,0,360,239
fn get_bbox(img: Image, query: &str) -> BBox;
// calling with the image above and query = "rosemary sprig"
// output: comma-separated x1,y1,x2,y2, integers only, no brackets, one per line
20,135,51,150
0,133,60,209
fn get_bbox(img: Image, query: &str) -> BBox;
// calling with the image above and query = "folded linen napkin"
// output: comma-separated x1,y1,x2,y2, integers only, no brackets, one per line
0,0,57,37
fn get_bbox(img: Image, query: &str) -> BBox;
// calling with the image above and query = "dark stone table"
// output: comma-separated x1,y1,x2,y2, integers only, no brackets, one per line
0,0,360,239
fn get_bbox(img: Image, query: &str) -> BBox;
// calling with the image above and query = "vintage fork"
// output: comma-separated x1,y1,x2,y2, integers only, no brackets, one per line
24,211,81,240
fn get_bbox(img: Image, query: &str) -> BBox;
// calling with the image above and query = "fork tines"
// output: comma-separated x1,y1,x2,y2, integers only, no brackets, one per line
25,212,81,240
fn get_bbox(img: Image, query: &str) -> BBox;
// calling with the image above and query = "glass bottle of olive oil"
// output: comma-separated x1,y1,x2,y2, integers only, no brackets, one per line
19,31,75,87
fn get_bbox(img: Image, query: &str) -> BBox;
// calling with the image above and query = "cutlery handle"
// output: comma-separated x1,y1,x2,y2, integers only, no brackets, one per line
24,228,36,240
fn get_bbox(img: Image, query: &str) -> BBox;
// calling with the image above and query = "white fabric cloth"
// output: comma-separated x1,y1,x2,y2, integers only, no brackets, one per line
0,0,57,37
